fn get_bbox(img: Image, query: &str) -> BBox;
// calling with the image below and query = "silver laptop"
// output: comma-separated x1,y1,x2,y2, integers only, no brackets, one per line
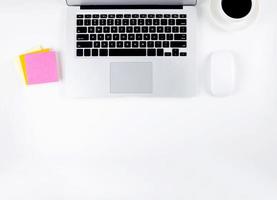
63,0,197,97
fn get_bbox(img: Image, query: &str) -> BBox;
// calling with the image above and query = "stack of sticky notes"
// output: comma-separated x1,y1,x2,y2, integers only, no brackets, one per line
18,47,59,85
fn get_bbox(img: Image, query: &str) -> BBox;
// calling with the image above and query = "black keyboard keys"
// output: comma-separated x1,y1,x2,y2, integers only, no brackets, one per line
76,49,83,57
77,34,89,41
76,12,188,57
109,49,146,56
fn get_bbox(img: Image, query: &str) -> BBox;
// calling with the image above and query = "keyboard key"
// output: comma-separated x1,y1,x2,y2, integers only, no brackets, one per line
77,27,87,33
180,14,187,18
163,41,169,47
173,49,179,56
115,19,121,25
93,14,99,18
146,19,152,25
124,14,131,18
180,26,187,33
151,34,158,40
90,34,96,40
113,34,120,40
138,19,144,25
147,41,154,48
130,19,137,25
132,41,139,48
142,27,148,33
180,52,187,56
77,34,89,41
166,34,173,40
157,26,163,33
172,26,179,33
153,19,160,25
148,14,155,18
149,27,156,33
157,49,164,56
136,34,143,40
107,19,114,25
116,14,123,18
156,14,163,18
108,14,115,18
140,14,147,18
165,26,171,33
92,19,98,25
98,34,104,40
92,49,98,56
164,14,170,18
77,15,83,18
94,42,100,48
84,49,91,56
176,19,187,25
88,27,94,33
100,19,106,25
161,19,167,25
84,19,91,25
111,27,118,33
77,20,83,26
132,14,139,18
140,41,146,47
103,27,110,33
105,34,112,40
123,19,129,25
126,27,133,33
124,41,131,47
117,41,123,48
119,27,125,33
172,14,178,18
100,14,107,18
159,34,165,40
109,49,146,56
100,49,108,56
121,34,127,40
169,19,175,25
134,26,140,33
155,41,162,48
101,41,108,48
77,42,92,48
171,41,187,48
147,49,156,56
85,14,91,18
76,49,83,56
96,27,102,33
128,34,135,40
109,41,116,48
144,34,150,40
174,34,187,40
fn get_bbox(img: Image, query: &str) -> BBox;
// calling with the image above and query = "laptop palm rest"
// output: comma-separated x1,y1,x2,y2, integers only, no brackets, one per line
110,62,153,94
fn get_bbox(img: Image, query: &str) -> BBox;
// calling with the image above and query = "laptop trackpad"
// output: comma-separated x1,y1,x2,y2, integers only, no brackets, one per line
110,62,153,94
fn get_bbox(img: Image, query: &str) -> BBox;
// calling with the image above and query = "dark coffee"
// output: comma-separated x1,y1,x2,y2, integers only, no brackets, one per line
221,0,252,19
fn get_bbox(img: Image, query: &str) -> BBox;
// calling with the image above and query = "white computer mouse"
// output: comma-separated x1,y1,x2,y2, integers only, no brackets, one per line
209,51,236,97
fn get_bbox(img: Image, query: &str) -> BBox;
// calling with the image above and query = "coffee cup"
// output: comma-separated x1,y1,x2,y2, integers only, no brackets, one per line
210,0,259,30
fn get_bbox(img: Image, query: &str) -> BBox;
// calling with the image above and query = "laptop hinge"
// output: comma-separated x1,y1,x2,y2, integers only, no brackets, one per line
80,5,183,10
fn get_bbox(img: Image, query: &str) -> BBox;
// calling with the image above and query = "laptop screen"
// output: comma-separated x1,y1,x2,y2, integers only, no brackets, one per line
66,0,197,6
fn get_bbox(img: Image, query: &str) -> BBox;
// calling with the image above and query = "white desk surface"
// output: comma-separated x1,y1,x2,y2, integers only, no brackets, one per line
1,0,277,199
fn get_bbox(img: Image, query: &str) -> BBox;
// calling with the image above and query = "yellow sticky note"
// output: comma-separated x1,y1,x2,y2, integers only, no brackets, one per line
17,47,51,85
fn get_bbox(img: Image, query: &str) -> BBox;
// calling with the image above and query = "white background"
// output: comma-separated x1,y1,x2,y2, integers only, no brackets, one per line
0,0,277,199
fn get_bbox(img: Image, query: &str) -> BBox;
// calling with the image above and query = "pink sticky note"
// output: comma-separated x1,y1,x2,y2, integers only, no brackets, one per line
24,51,59,85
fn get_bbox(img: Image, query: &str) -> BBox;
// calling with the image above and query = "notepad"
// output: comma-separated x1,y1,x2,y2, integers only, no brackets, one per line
18,48,59,85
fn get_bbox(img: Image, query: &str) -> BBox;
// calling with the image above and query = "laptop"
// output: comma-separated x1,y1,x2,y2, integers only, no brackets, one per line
63,0,197,97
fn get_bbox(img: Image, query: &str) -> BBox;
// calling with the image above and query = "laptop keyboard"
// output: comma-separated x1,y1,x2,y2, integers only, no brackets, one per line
76,14,187,57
